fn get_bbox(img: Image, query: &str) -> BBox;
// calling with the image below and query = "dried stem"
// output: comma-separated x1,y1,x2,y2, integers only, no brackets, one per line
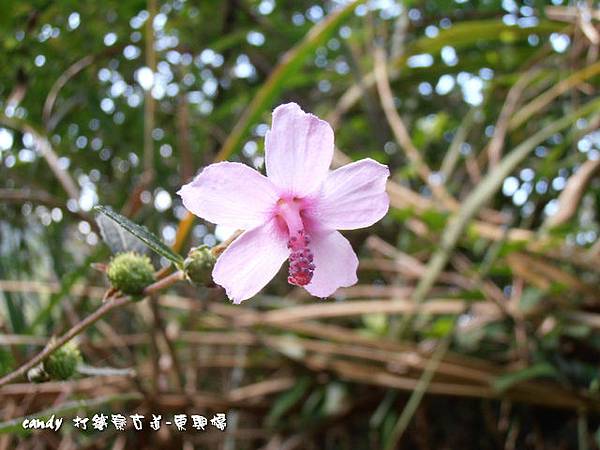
0,296,131,387
384,327,456,450
398,97,600,336
486,67,540,168
373,45,457,210
0,271,184,387
0,116,79,200
143,0,157,178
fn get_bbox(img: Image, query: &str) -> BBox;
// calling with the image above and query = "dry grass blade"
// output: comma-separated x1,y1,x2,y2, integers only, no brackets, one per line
236,299,492,326
543,157,600,228
510,61,600,129
373,45,457,210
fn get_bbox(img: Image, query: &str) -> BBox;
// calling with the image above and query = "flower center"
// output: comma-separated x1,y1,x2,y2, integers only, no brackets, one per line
277,198,314,286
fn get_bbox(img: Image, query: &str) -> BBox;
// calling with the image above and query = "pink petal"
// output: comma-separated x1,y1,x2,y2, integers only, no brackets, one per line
305,230,358,298
213,219,288,304
312,158,389,230
177,162,279,229
265,103,334,197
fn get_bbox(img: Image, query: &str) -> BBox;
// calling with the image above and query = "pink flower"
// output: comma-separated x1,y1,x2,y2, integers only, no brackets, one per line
178,103,389,303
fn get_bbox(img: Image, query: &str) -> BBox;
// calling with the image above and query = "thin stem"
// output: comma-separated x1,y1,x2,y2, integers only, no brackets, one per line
373,45,457,211
578,410,589,450
0,297,131,387
0,271,184,387
143,0,157,177
510,60,600,129
42,55,94,127
0,116,79,200
486,67,540,168
149,294,185,391
384,327,455,450
396,97,600,337
148,270,184,291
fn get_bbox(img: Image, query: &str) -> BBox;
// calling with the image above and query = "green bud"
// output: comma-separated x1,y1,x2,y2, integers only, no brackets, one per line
183,246,216,286
107,252,155,296
43,341,82,381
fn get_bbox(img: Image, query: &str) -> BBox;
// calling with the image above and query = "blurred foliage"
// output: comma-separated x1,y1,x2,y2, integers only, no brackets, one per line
0,0,600,449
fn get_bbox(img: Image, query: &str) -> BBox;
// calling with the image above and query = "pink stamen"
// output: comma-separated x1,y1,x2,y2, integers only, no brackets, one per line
287,230,315,286
277,199,315,286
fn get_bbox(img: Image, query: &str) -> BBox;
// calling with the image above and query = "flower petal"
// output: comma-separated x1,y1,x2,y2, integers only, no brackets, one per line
212,219,288,304
265,103,334,197
305,230,358,298
312,158,389,230
177,162,279,229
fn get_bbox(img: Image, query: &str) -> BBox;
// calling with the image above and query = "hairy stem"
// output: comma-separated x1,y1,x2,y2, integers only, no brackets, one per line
0,271,184,387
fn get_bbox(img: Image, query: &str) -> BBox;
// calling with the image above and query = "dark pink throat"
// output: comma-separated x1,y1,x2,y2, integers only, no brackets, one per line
276,198,315,287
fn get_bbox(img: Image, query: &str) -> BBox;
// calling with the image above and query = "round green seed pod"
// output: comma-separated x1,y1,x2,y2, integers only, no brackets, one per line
107,252,155,296
183,246,216,286
43,341,82,381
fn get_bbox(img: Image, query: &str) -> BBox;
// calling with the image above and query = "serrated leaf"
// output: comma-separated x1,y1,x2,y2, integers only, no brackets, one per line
96,213,148,255
94,206,184,268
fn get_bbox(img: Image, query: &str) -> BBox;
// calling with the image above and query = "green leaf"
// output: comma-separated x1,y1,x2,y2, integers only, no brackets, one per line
266,376,311,427
421,209,450,232
3,292,26,334
96,213,149,255
362,313,388,336
94,206,184,268
401,20,561,65
0,348,14,377
427,316,456,338
519,287,544,313
493,363,558,392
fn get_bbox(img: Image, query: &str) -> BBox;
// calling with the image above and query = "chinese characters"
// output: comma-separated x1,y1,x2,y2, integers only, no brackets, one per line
23,413,227,432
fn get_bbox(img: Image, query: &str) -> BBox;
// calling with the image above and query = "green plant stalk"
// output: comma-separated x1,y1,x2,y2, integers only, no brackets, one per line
385,99,600,450
385,99,600,440
578,410,589,450
387,225,514,448
384,327,455,450
398,97,600,337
